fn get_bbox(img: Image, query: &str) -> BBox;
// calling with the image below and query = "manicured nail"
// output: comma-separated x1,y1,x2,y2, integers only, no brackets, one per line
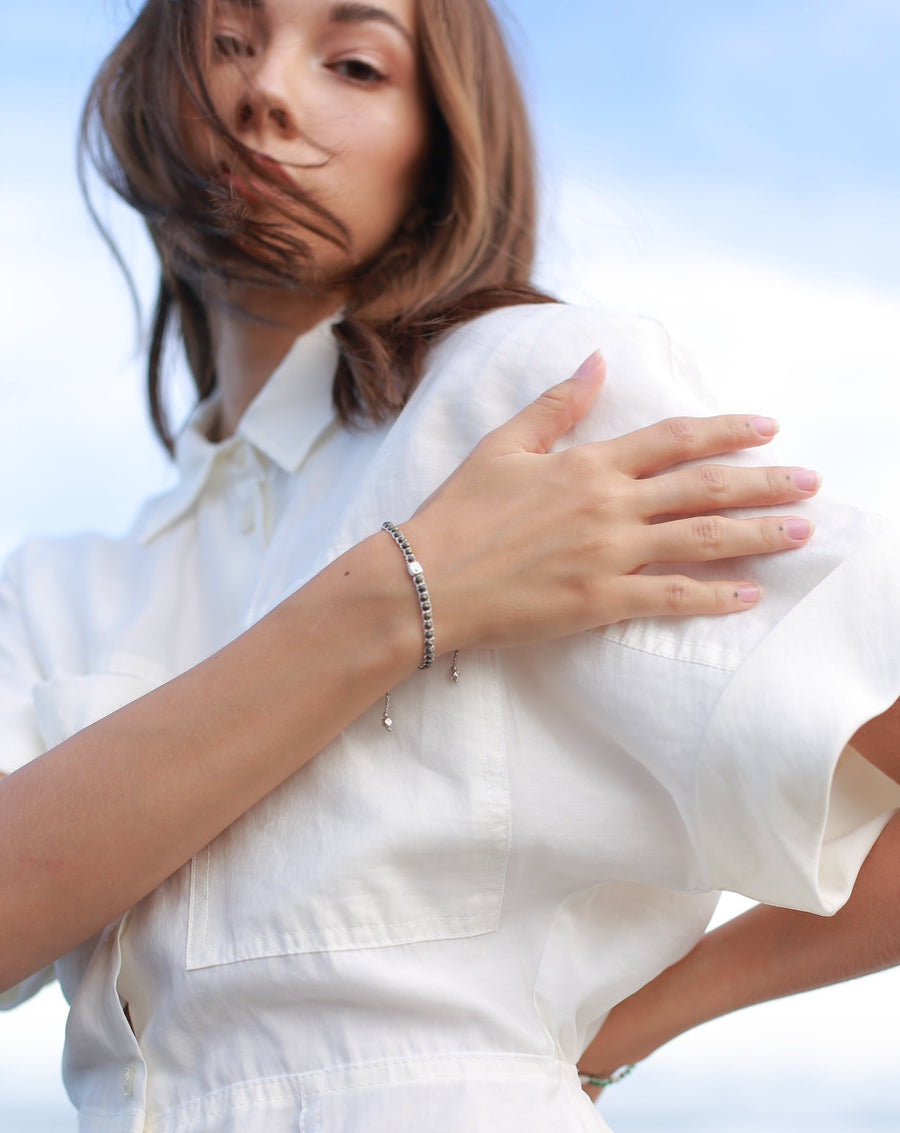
737,583,761,604
750,417,780,437
574,350,604,384
791,469,821,493
782,518,813,541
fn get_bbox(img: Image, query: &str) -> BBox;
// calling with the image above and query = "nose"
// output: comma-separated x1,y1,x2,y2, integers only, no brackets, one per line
226,51,331,166
228,42,306,143
233,85,297,141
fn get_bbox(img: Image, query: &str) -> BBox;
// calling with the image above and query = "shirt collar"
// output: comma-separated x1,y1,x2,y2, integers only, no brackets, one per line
136,316,339,543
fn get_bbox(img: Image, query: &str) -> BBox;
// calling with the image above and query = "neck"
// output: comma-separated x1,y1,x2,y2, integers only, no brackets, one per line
209,284,344,440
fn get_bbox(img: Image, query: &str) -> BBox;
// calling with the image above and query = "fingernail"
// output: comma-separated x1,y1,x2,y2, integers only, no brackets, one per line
737,583,761,604
574,350,604,385
750,417,780,437
782,518,813,541
790,469,821,493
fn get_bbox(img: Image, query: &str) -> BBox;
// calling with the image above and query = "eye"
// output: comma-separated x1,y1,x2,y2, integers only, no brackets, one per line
213,33,255,60
331,58,385,85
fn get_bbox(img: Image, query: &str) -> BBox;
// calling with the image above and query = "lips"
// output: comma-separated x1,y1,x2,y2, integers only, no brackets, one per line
218,155,295,204
218,163,256,202
251,153,297,189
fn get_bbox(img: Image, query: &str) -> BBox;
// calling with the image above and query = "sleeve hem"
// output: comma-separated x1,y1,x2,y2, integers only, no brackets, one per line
694,521,900,914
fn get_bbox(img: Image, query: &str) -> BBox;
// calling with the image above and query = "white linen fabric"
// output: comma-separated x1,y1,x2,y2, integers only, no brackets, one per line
2,304,900,1132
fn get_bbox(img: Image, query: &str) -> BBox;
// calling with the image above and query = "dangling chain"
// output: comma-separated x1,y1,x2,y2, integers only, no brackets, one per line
381,651,460,733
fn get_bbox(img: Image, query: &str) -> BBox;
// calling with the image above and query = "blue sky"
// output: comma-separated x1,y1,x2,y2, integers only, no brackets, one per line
1,3,899,1129
515,0,900,182
512,1,900,281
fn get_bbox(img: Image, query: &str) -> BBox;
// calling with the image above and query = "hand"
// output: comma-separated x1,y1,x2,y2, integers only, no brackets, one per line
403,351,819,653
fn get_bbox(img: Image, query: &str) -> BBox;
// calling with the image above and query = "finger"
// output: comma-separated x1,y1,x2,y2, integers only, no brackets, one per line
488,351,607,456
641,514,814,565
609,575,765,621
642,464,822,518
608,414,780,478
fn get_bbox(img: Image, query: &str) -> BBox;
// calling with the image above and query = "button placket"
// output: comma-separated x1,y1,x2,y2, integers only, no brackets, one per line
227,444,267,537
63,911,147,1119
238,497,257,535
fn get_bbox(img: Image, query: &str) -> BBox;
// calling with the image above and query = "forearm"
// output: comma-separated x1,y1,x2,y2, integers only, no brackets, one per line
0,532,422,991
581,811,900,1076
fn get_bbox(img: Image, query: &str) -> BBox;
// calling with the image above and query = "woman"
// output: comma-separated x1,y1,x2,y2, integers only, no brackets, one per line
1,1,899,1130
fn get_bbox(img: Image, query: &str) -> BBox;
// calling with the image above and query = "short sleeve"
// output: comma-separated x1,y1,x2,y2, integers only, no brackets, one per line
562,306,900,915
550,303,900,914
694,519,900,913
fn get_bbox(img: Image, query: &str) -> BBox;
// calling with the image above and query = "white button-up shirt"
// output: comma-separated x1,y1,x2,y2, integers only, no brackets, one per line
2,305,899,1132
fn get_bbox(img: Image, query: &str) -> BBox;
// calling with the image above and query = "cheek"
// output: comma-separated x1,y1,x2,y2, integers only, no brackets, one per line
378,112,430,210
344,126,424,239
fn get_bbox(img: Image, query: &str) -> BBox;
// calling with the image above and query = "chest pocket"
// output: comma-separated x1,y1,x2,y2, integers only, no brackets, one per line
185,650,511,968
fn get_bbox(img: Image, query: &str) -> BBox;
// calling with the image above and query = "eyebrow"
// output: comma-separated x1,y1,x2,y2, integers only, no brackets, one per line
329,2,415,49
216,1,414,48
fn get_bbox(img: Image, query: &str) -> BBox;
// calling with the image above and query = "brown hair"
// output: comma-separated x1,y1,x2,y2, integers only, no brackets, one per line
79,0,555,453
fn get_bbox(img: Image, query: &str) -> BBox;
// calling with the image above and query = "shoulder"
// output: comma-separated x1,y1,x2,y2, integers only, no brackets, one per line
426,302,678,391
414,302,724,444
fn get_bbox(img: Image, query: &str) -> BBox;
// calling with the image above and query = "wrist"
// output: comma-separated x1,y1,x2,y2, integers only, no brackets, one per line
284,532,425,696
381,522,437,670
577,1064,636,1089
398,513,471,657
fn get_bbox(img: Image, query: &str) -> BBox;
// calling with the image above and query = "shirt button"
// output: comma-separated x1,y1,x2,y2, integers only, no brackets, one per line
121,1066,135,1097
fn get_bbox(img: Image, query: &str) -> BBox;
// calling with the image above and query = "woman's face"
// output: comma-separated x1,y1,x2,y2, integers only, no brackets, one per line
199,0,429,282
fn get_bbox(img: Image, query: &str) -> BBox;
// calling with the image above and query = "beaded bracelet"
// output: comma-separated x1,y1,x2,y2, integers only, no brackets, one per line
577,1063,636,1090
382,522,435,670
380,522,459,732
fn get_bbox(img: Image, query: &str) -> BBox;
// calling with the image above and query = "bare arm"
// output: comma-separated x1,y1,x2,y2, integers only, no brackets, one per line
0,530,423,990
578,697,900,1096
0,356,817,992
850,697,900,786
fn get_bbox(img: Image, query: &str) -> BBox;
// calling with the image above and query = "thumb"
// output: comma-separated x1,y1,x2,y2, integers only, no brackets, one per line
496,351,606,455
